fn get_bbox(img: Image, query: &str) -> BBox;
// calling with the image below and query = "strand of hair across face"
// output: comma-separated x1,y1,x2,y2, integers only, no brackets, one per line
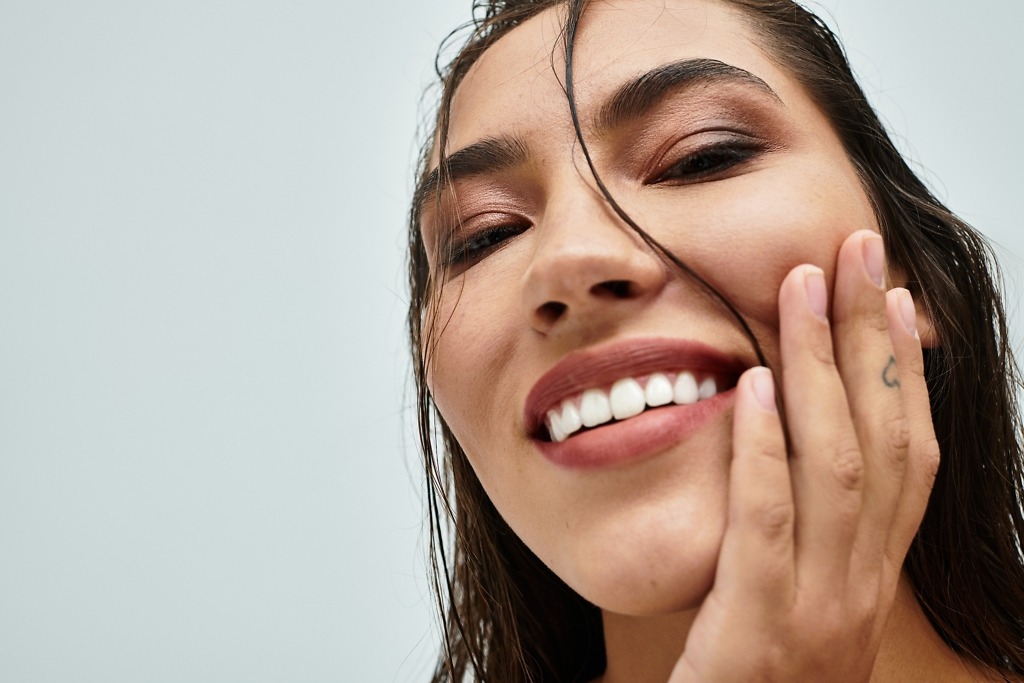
560,0,788,437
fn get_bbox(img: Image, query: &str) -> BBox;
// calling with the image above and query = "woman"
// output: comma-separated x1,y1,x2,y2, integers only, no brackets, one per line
408,1,1024,680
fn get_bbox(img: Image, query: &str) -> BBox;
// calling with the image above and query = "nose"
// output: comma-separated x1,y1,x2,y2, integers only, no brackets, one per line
521,189,667,335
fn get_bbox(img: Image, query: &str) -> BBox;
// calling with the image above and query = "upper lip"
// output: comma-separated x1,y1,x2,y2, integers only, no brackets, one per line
523,337,749,438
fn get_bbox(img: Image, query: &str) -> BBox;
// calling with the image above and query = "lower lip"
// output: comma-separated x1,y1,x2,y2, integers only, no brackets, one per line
534,389,735,469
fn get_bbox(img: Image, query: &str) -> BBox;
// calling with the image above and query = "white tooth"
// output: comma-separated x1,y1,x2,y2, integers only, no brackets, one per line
560,399,582,437
673,371,699,405
645,373,674,407
547,408,566,443
580,388,613,428
610,378,646,420
698,376,718,400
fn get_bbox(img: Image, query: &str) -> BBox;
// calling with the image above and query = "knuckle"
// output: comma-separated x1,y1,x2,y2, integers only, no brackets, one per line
831,440,865,492
761,642,788,680
797,602,872,648
750,434,785,464
882,413,912,465
787,597,880,680
858,303,891,335
795,606,843,650
809,337,838,367
882,545,905,577
748,498,795,541
851,590,881,628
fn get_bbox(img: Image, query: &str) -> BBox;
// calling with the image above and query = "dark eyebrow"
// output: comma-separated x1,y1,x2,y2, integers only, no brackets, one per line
414,135,528,218
594,58,781,133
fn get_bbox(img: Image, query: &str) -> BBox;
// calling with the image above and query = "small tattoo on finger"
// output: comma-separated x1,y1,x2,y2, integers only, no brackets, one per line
882,356,900,388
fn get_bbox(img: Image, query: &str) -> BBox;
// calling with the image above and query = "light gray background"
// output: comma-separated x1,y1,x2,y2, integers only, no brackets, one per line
0,1,1020,681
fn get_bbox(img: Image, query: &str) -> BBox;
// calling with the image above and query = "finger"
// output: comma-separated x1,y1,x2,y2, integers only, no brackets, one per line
779,263,863,592
716,366,794,611
882,288,940,572
829,232,909,587
673,369,793,683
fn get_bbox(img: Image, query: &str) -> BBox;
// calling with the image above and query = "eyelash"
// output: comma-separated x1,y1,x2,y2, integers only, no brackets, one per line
441,140,764,270
651,140,763,185
444,221,530,268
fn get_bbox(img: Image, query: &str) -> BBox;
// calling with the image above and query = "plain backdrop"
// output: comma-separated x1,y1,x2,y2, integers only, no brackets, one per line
0,1,1021,681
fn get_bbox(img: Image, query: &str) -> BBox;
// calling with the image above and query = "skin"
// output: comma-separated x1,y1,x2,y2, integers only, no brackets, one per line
420,1,1002,680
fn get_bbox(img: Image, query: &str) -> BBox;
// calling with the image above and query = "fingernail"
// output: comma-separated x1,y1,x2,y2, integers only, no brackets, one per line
804,267,827,321
862,234,885,288
750,367,777,412
897,288,919,339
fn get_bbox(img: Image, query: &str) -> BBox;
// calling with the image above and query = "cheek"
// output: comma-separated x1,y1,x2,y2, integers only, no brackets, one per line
427,276,522,458
646,166,876,327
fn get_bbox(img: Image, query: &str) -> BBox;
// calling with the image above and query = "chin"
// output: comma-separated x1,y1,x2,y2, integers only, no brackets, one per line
555,498,726,616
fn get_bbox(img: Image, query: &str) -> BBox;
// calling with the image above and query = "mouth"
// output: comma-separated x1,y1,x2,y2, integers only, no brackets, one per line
538,369,736,443
524,338,747,446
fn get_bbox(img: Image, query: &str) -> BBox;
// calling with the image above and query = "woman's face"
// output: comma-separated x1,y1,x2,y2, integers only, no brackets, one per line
420,0,879,615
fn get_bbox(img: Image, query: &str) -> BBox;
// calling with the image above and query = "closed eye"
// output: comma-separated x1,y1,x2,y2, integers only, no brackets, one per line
444,221,530,271
650,140,764,185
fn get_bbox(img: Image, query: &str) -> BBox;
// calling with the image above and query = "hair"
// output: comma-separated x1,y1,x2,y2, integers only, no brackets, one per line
407,1,1024,681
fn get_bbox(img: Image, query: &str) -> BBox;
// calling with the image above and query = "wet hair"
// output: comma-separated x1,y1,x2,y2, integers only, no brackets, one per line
407,1,1024,680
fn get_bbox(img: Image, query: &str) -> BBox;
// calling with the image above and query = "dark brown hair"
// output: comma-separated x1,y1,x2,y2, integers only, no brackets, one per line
407,1,1024,680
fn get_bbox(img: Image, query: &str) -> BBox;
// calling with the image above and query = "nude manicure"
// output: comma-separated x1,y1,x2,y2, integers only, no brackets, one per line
750,367,777,413
898,288,919,339
804,267,827,321
863,234,885,287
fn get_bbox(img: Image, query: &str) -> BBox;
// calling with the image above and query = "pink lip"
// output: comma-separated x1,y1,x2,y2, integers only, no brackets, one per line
524,338,747,469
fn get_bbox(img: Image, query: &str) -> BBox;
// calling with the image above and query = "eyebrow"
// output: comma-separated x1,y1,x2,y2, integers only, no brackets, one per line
594,58,781,133
414,135,528,219
415,59,779,219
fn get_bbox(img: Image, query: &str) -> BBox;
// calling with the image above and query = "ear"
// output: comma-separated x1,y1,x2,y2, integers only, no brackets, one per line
888,266,940,349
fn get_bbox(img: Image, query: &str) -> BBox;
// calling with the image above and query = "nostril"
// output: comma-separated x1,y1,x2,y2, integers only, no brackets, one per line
592,279,633,299
536,301,567,325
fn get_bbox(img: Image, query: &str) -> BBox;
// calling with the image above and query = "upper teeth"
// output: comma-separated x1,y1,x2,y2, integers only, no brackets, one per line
545,371,719,443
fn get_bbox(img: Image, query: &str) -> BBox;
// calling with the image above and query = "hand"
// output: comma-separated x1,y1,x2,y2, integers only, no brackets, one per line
670,230,940,682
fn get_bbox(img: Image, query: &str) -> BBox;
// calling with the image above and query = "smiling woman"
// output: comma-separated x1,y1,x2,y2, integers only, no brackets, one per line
408,1,1024,682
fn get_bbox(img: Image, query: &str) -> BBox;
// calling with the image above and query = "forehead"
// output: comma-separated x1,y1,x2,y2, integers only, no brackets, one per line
446,0,792,152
